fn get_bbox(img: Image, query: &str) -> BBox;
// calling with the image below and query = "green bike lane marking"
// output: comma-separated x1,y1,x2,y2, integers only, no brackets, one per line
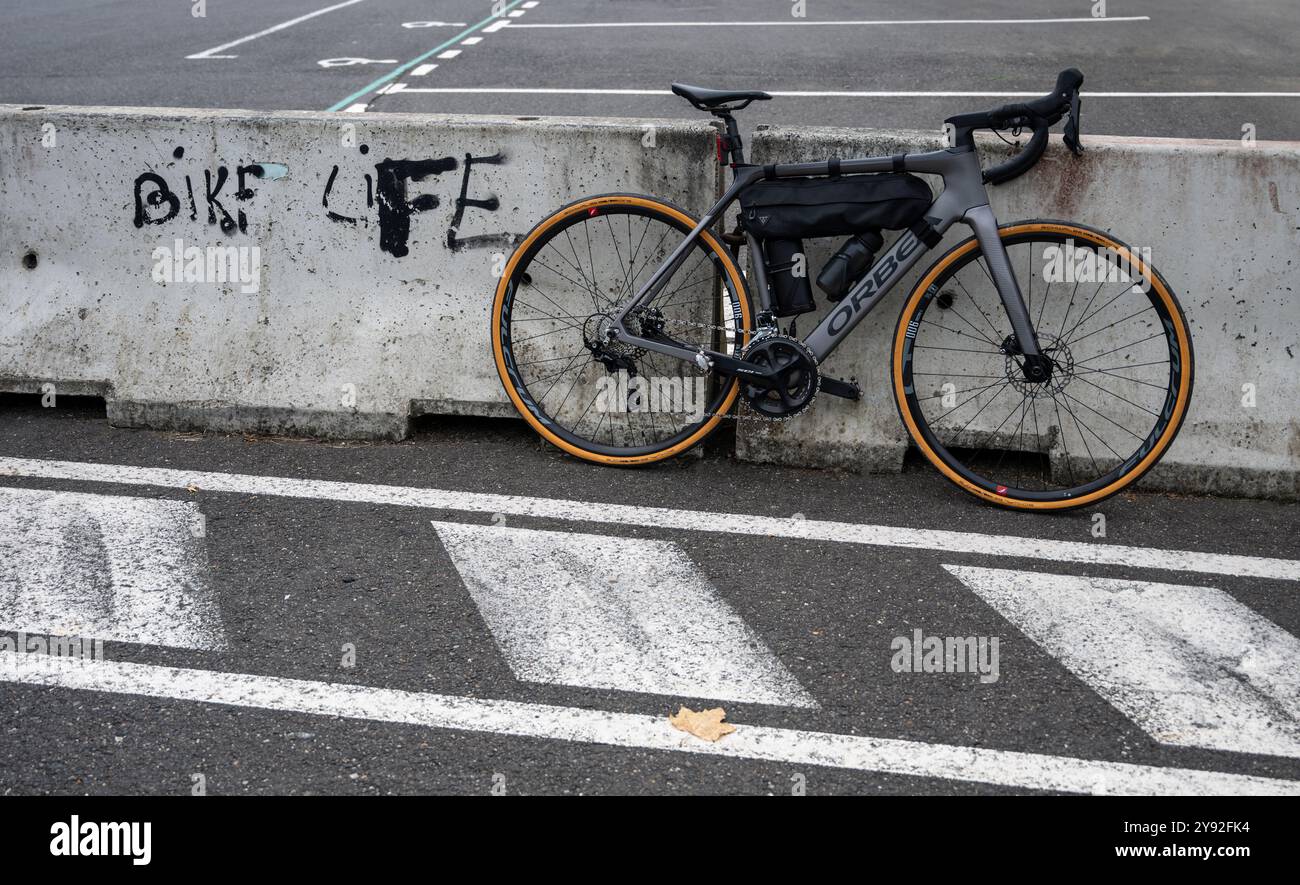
326,1,528,112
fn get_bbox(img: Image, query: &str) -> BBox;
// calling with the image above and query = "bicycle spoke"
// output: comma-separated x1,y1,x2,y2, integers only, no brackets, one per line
903,231,1185,502
501,204,742,457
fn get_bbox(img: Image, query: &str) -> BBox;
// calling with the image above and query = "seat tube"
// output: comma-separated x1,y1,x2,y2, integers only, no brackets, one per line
965,204,1041,357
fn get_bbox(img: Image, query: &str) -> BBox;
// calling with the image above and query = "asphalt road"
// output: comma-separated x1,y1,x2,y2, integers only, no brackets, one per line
1,397,1297,795
0,0,1298,139
2,0,1298,798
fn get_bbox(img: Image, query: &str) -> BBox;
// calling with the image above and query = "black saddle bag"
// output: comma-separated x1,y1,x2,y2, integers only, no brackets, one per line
740,172,931,240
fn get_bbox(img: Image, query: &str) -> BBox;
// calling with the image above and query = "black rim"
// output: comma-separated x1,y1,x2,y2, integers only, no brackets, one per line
900,229,1187,502
498,202,745,458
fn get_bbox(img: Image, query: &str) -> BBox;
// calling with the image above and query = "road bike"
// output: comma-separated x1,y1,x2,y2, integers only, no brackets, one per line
490,70,1194,511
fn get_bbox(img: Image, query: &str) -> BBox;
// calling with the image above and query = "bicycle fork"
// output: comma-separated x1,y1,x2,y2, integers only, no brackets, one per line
965,204,1051,381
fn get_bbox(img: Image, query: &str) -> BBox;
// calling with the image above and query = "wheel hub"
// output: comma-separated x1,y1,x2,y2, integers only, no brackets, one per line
583,313,644,374
1004,333,1074,398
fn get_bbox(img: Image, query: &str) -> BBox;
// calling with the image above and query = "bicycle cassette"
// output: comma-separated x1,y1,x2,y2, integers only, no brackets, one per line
739,335,819,420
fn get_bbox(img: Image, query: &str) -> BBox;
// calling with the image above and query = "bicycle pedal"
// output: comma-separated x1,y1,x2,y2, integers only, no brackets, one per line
819,376,861,401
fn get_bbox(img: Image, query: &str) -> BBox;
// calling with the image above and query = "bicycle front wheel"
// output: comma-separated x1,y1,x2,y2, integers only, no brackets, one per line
892,220,1193,510
491,194,753,465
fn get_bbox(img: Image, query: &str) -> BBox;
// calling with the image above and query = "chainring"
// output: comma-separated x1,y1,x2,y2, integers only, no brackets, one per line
739,334,820,420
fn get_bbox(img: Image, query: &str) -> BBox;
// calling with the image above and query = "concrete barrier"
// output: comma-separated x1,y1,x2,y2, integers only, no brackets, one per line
3,105,1296,499
0,105,719,438
739,126,1300,500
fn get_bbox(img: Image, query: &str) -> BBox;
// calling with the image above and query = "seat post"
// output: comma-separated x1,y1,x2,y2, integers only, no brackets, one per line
713,111,747,168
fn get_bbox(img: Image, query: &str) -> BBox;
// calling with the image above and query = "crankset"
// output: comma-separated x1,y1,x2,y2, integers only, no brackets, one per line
738,335,820,420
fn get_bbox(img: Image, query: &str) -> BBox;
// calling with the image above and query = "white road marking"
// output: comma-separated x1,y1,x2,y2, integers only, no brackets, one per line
460,36,483,45
2,652,1294,795
0,488,224,650
401,21,468,28
507,9,526,17
317,57,397,68
522,1,539,7
327,0,530,112
186,0,369,59
483,19,511,33
0,458,1296,582
410,63,439,76
388,87,1300,99
343,103,368,112
432,521,815,707
945,565,1300,759
510,16,1151,29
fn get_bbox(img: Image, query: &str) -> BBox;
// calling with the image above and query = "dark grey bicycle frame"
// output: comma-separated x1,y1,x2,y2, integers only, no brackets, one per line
609,143,1044,366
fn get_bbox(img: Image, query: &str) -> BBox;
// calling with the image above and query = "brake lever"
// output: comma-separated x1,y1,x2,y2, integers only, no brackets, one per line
1063,91,1084,156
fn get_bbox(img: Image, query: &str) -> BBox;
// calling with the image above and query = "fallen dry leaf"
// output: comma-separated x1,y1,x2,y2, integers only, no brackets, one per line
185,484,201,493
669,706,736,742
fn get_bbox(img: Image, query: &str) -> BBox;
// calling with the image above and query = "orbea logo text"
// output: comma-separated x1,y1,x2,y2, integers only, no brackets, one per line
151,238,262,293
50,815,151,866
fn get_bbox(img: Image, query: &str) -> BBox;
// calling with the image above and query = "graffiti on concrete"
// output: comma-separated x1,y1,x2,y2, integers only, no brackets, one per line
134,147,287,235
372,157,457,257
134,142,520,258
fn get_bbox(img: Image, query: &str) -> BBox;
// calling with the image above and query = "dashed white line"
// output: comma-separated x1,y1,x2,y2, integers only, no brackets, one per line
374,3,533,107
433,521,816,707
343,103,368,112
0,488,225,650
947,565,1300,760
4,652,1296,795
0,458,1296,581
186,0,369,59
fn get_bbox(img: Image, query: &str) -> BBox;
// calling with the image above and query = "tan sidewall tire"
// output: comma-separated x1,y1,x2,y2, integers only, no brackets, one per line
491,195,752,466
892,221,1194,511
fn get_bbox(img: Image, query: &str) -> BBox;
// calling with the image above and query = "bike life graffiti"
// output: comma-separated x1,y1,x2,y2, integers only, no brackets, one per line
131,143,519,257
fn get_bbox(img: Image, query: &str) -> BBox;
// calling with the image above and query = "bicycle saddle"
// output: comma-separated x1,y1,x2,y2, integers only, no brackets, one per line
671,83,772,111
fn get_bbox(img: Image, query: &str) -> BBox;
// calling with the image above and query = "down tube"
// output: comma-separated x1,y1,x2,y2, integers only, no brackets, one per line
803,227,935,362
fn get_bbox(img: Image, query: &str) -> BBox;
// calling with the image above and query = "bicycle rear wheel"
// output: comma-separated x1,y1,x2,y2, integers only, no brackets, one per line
491,194,752,465
892,220,1193,510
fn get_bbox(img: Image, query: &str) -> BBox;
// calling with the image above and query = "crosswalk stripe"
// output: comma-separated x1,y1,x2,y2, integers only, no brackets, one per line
1,458,1296,581
3,652,1295,795
0,488,224,650
433,521,816,707
945,565,1300,759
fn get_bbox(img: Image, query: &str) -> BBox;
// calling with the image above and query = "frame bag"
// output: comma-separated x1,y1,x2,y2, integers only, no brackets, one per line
740,171,931,240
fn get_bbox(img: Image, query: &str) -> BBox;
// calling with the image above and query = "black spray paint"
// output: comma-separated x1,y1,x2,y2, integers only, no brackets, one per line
133,142,518,256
